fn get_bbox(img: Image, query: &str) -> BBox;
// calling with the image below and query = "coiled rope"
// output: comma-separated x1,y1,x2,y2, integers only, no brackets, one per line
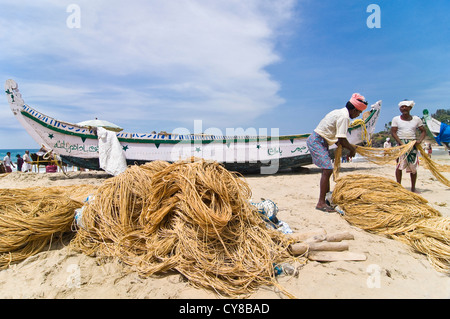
332,174,450,274
333,141,450,188
70,159,296,297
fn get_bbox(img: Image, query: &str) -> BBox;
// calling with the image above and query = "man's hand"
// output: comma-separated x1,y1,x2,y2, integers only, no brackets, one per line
337,137,356,157
349,146,356,158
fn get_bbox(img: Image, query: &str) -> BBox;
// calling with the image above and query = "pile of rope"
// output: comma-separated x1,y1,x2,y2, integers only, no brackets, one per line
349,118,372,147
333,141,450,188
332,174,450,274
332,141,416,181
0,187,84,269
416,144,450,187
70,159,294,297
31,184,99,202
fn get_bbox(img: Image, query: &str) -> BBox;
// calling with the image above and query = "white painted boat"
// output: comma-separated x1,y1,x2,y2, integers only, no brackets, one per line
5,79,382,174
423,109,450,150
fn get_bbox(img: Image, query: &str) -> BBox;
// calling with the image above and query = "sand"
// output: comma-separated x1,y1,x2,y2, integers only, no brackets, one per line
0,155,449,299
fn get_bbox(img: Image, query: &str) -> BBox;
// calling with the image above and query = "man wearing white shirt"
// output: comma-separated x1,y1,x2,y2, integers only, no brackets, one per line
3,152,15,172
306,93,368,212
22,150,32,172
391,99,426,193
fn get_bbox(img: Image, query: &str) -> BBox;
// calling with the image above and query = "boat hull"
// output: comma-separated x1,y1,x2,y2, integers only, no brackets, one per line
6,79,382,174
59,153,315,173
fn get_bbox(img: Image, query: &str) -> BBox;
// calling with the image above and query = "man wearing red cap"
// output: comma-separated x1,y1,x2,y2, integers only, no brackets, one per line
306,93,368,212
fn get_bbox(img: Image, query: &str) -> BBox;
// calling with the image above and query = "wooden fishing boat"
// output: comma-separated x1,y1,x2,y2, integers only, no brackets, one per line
5,79,382,174
423,109,450,150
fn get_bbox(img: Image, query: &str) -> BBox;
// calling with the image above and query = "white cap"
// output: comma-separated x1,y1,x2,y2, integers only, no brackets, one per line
398,99,415,108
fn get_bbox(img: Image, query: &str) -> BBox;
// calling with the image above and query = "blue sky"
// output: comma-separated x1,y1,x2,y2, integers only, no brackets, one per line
1,0,449,149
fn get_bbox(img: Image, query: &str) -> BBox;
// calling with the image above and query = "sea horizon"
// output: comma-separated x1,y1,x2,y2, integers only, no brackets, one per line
1,148,41,171
1,148,40,158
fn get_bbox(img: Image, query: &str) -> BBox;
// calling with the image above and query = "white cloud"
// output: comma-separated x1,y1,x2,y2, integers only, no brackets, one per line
0,0,296,142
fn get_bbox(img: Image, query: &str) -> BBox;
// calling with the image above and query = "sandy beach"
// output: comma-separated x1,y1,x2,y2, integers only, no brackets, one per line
0,155,449,299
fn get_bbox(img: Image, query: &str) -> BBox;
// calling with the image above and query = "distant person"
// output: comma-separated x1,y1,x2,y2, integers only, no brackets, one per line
391,99,426,193
426,143,432,158
306,93,368,212
383,138,392,157
22,150,32,172
3,152,15,172
16,154,24,171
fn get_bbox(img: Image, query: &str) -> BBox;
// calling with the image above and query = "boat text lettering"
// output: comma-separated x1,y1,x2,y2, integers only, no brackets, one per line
268,147,282,156
290,146,307,154
54,140,99,154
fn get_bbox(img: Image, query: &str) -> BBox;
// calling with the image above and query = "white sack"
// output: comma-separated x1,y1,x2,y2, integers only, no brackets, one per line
97,127,127,176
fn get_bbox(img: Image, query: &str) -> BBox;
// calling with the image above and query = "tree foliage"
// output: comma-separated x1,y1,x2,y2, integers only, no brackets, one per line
432,109,450,124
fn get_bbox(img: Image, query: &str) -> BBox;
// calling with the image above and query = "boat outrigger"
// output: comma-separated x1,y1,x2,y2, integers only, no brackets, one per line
5,79,382,174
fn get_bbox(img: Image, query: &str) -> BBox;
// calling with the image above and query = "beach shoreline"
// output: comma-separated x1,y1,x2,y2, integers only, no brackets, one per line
0,157,449,299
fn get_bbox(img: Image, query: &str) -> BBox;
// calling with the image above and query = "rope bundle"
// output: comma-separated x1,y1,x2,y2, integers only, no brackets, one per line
71,159,294,297
395,217,450,273
333,141,416,181
333,141,450,188
0,188,83,269
332,174,450,274
416,144,450,187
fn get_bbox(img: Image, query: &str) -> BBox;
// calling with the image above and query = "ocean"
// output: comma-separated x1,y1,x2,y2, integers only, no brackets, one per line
0,149,40,160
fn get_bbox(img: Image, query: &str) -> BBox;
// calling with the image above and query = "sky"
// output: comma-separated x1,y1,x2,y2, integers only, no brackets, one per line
1,0,450,149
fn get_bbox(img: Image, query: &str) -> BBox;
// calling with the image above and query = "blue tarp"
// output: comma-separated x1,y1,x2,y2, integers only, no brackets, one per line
435,122,450,145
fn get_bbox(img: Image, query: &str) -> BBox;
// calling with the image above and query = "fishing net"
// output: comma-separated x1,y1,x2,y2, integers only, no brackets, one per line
30,184,99,202
332,174,450,274
415,144,450,187
356,141,416,165
394,217,450,273
71,159,295,297
333,141,416,180
333,141,450,188
0,187,83,269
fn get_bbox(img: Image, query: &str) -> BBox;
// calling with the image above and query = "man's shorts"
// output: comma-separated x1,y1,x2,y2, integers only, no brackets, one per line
397,139,419,174
306,131,333,170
